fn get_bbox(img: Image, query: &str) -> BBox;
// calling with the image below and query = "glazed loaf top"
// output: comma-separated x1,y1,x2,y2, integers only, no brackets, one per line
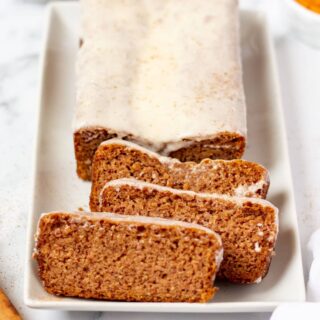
75,0,246,153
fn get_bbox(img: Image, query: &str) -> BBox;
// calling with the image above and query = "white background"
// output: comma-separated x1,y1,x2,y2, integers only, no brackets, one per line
0,0,319,319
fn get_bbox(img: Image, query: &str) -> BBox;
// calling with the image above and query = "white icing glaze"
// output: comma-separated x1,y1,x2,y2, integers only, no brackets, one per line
215,247,224,270
254,276,262,284
254,242,262,253
234,179,268,197
100,138,180,165
211,246,224,284
101,177,279,211
38,211,222,241
75,0,246,153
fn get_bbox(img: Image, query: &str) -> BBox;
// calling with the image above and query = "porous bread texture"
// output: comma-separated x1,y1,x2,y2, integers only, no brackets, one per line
74,129,245,180
34,211,222,302
98,178,278,284
89,139,269,211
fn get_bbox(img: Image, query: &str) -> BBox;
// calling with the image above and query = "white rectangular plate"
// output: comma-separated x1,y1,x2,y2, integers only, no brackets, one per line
24,2,305,313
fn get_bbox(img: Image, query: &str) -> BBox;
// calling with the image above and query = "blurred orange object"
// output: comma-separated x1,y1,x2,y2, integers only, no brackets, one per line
0,289,21,320
296,0,320,13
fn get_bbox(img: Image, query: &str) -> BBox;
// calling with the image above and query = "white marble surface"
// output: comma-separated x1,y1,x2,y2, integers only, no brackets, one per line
0,0,319,319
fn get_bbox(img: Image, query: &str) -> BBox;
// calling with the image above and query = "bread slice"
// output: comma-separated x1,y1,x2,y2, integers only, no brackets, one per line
90,139,269,211
34,211,223,302
98,178,278,284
